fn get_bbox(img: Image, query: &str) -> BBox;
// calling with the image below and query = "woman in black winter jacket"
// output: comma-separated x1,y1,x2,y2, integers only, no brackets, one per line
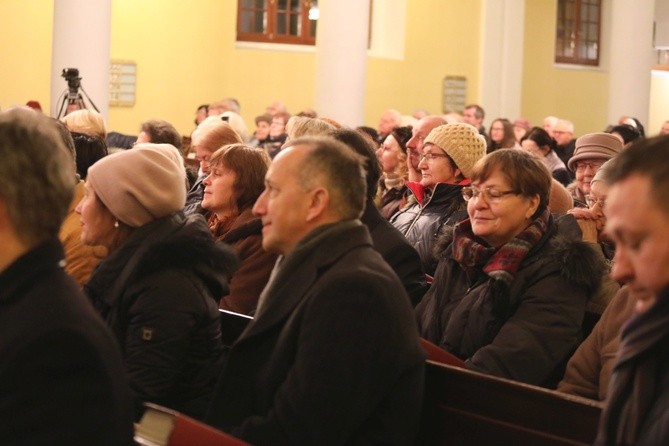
416,149,604,388
390,123,487,276
78,144,238,420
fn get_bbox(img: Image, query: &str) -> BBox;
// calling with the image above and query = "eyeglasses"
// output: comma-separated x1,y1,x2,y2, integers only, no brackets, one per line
462,186,518,203
419,152,449,162
575,161,604,171
585,195,606,208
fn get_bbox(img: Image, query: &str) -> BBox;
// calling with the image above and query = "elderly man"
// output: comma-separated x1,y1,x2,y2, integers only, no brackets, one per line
405,115,447,182
377,108,402,144
0,108,134,445
205,136,425,444
595,135,669,445
553,118,576,166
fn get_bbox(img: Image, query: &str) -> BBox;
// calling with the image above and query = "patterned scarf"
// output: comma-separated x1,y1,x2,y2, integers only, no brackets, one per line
451,208,551,286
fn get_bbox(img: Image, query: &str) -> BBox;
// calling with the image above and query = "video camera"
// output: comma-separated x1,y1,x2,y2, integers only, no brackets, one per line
61,68,81,94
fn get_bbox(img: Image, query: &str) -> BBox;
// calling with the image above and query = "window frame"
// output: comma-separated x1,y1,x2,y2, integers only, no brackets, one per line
554,0,601,66
237,0,317,46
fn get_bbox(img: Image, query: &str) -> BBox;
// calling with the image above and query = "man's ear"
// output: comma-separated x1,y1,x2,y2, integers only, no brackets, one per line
305,187,329,222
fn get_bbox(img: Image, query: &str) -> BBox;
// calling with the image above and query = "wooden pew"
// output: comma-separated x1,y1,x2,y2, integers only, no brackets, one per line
419,361,604,446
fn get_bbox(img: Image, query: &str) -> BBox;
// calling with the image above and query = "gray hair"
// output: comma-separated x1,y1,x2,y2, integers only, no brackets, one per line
0,108,76,246
289,136,366,220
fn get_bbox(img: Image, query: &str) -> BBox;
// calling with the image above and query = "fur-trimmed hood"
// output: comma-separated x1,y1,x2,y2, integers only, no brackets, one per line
134,219,239,298
86,213,239,310
432,213,605,297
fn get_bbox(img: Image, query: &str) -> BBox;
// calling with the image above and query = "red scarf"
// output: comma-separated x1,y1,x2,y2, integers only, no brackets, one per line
451,209,550,286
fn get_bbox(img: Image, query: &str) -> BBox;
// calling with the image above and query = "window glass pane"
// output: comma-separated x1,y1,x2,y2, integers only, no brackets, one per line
277,12,286,34
278,0,287,11
255,10,266,33
240,10,252,32
290,12,300,35
255,0,265,7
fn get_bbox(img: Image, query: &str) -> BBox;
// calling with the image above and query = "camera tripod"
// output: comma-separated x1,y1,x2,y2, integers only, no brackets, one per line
56,86,100,119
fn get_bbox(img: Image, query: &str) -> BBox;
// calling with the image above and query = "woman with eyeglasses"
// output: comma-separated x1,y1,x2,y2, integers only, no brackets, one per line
566,133,623,207
389,123,486,276
416,149,605,388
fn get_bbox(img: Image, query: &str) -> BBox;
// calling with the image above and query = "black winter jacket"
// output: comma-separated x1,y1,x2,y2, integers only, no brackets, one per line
390,182,468,276
85,212,238,420
416,214,605,388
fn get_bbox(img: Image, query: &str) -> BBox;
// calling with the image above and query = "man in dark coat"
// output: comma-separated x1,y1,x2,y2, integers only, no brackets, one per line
0,108,134,445
595,135,669,445
205,136,425,445
331,128,428,305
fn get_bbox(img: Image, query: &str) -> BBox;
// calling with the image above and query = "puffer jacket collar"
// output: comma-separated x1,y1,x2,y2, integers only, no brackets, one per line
85,212,238,313
433,213,604,297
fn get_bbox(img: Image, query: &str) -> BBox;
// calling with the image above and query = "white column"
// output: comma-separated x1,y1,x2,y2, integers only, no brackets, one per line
607,0,655,127
314,0,370,127
479,0,525,126
51,0,112,119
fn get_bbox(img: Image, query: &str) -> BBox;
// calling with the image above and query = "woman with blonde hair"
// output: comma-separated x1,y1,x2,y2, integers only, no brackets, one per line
376,125,412,219
61,109,107,140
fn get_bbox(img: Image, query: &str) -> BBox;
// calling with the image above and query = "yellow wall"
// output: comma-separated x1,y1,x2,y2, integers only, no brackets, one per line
0,0,53,112
649,70,669,136
1,0,643,138
521,1,609,135
365,0,482,125
110,0,317,135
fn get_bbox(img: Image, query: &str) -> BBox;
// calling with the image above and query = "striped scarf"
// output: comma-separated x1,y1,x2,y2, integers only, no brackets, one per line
451,208,550,286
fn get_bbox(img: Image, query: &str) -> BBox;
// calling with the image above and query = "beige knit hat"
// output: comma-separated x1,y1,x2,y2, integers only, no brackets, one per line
423,123,486,179
568,133,623,172
87,144,187,228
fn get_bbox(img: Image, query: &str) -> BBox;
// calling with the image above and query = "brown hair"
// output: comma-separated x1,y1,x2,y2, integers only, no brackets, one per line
209,144,271,211
470,148,551,218
196,123,243,154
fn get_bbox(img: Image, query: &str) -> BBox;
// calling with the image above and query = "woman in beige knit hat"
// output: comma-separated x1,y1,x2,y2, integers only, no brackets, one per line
390,122,486,276
77,143,238,421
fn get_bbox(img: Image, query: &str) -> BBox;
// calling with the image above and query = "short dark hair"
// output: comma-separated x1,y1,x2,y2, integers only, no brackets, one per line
71,132,108,180
470,149,551,219
290,136,367,220
521,126,558,153
209,144,271,211
607,134,669,215
140,119,182,149
465,104,485,120
330,128,381,200
608,124,641,145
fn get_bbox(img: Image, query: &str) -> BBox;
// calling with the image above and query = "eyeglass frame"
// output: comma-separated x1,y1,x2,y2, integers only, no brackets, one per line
574,160,605,171
419,152,450,162
462,186,519,203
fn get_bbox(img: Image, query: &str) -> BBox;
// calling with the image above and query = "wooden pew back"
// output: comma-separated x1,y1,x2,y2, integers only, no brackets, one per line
420,361,604,445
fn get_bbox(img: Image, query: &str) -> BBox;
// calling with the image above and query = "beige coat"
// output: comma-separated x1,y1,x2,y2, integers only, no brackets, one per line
58,181,107,287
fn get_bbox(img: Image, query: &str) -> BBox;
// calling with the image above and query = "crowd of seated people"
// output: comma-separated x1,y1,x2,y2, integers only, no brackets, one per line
5,98,669,445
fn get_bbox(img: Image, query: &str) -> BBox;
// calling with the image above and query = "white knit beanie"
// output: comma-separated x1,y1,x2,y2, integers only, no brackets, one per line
424,123,487,179
86,144,186,227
